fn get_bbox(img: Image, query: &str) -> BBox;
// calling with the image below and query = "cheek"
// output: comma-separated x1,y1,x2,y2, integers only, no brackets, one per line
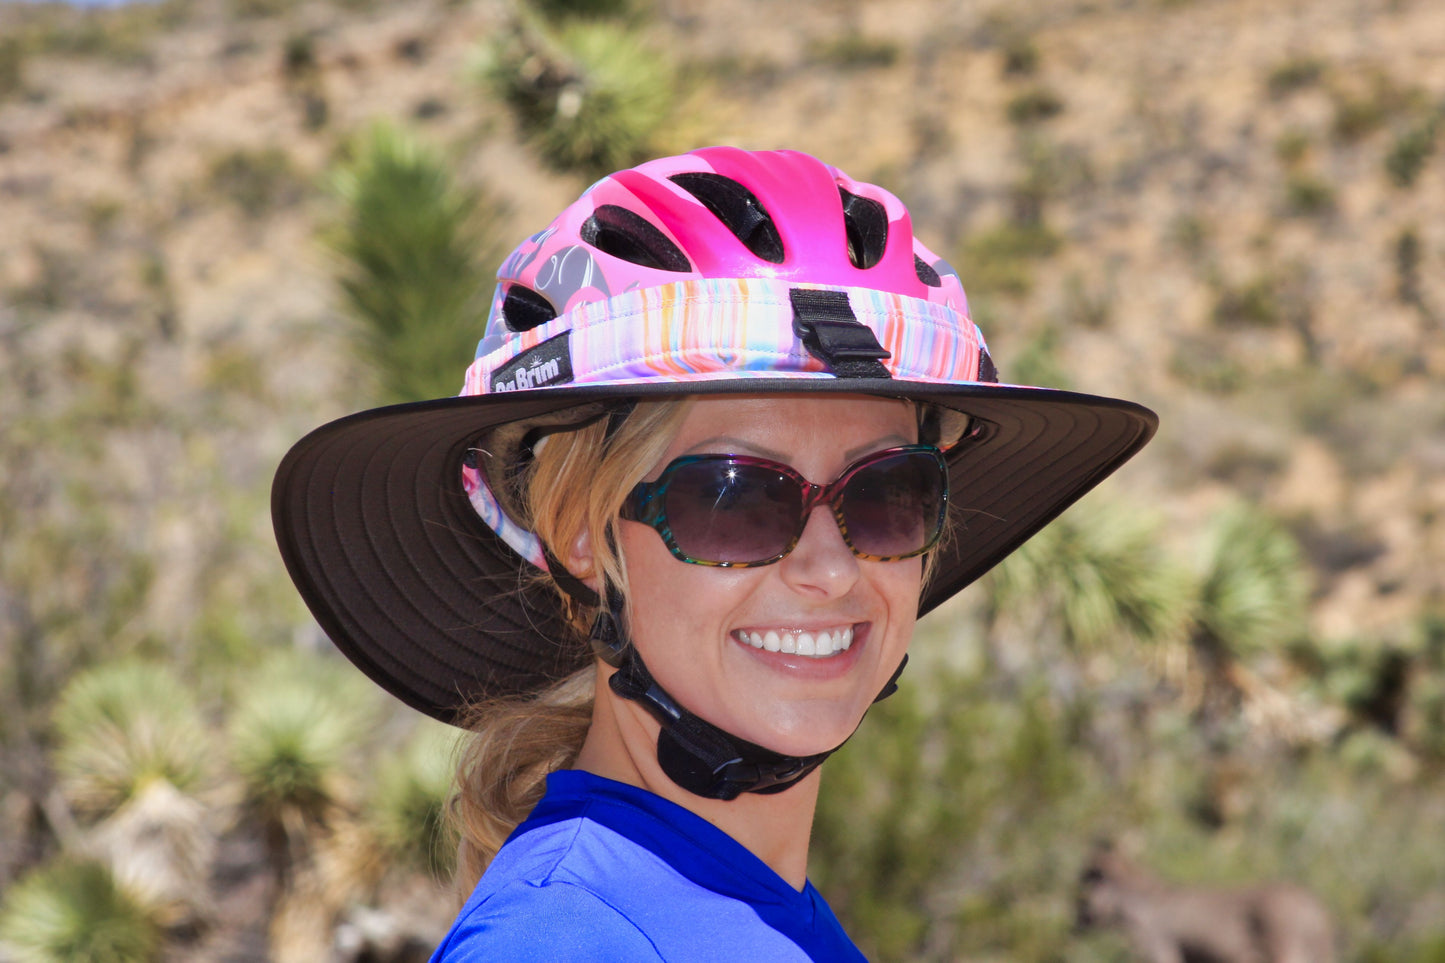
618,526,751,651
876,558,925,624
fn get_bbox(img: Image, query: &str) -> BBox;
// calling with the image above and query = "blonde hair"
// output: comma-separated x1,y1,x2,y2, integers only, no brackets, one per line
449,400,691,893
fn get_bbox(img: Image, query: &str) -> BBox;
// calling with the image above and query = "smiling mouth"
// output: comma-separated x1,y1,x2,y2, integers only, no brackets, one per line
733,626,856,658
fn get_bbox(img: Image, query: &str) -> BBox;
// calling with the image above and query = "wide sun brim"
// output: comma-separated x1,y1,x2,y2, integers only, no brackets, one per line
271,378,1157,724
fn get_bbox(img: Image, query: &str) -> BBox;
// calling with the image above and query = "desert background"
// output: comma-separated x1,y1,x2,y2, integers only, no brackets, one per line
2,0,1444,959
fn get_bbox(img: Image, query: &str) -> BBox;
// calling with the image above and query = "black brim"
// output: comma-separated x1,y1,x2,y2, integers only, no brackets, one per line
272,379,1156,724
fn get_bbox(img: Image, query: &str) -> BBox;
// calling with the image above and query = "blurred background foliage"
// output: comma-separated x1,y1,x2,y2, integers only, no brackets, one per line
2,0,1444,959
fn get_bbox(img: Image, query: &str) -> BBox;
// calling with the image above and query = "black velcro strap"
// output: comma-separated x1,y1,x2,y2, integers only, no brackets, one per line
790,288,892,379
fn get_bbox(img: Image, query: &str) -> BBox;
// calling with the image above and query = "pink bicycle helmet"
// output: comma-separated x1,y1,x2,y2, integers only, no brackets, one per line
273,146,1156,723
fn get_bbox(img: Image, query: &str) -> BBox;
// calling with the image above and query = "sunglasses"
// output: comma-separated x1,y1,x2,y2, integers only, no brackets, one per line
619,445,949,567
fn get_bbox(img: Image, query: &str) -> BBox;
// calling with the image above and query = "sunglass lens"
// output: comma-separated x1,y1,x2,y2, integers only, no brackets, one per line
663,460,803,564
840,451,945,558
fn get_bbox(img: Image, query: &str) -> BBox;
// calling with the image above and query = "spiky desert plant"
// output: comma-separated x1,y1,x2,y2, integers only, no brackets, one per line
227,650,379,881
0,858,161,963
1191,502,1310,665
985,499,1192,658
368,720,461,879
479,20,674,178
1187,502,1312,730
51,659,211,820
328,121,505,404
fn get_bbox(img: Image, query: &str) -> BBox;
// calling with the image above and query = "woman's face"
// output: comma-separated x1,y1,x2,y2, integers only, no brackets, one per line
615,394,926,758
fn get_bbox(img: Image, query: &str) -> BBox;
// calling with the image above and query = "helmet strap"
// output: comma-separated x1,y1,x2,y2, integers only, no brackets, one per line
588,585,908,800
789,288,892,379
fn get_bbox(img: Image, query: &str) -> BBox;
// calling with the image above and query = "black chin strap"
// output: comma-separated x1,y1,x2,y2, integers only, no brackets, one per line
588,586,907,801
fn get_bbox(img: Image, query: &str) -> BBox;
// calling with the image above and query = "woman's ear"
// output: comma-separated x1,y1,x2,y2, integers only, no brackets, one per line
567,527,601,592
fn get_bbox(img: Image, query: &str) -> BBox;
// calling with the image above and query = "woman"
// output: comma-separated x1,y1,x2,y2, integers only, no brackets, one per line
272,147,1157,960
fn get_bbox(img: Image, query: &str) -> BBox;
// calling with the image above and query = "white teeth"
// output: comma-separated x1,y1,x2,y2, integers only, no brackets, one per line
736,626,855,658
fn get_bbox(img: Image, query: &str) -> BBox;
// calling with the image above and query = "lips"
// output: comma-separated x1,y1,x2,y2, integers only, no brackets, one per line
733,625,856,658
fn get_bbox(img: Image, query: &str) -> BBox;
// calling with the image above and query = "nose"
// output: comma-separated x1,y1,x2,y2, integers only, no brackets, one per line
778,504,860,598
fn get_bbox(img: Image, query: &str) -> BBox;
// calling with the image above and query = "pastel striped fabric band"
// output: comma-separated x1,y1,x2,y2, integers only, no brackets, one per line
459,277,990,570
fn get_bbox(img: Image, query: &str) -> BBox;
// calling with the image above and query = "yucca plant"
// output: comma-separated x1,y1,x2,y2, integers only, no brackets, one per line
228,652,386,961
228,651,374,819
227,650,379,879
1191,503,1310,668
0,858,162,963
479,20,675,178
984,499,1192,659
328,121,505,404
49,661,218,926
1184,502,1313,734
51,659,211,819
368,719,461,879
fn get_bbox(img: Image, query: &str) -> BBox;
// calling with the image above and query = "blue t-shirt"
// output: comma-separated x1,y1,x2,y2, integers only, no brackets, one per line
430,770,866,962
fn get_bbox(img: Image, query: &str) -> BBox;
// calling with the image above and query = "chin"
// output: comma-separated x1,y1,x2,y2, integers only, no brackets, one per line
744,705,867,758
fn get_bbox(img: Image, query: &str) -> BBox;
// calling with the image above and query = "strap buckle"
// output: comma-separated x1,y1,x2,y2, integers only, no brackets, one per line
790,288,892,379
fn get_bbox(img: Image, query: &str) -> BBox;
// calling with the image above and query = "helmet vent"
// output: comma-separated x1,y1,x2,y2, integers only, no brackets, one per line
502,285,559,331
581,205,693,272
839,188,888,269
914,254,942,287
668,173,785,264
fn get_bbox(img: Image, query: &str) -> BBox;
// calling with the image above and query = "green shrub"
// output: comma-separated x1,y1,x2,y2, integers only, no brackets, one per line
808,33,900,70
1284,171,1335,216
31,7,160,65
479,21,675,178
956,222,1062,298
1168,213,1211,260
1005,324,1070,389
52,660,211,818
1330,73,1420,143
282,32,318,77
811,666,983,961
1006,86,1065,125
328,121,505,404
1385,118,1439,188
1211,274,1282,327
230,0,298,19
988,500,1190,652
84,197,124,238
1395,227,1423,305
1266,55,1326,98
1192,503,1310,662
0,859,161,963
1274,128,1312,167
1202,440,1287,493
1060,272,1112,330
1001,34,1039,77
1169,334,1246,394
369,721,460,879
228,651,378,825
0,37,25,101
206,147,306,216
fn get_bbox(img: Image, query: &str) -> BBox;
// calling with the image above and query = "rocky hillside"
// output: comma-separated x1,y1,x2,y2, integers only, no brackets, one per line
3,0,1444,958
4,0,1442,639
